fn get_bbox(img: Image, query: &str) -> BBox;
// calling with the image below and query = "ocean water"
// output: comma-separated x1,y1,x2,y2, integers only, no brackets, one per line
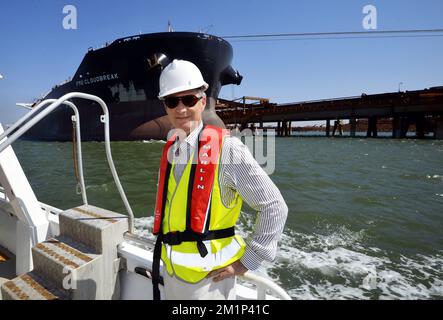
12,135,443,300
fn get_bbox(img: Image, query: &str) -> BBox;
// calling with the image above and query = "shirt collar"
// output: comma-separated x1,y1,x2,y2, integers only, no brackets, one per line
175,121,203,149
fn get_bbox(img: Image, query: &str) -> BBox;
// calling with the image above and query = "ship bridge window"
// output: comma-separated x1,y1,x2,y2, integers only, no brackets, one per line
123,36,141,42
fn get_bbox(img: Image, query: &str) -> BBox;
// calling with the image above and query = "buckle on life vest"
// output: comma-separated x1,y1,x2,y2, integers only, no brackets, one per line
163,231,182,245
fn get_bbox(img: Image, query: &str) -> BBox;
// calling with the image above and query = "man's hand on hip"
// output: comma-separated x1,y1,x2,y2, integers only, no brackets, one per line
207,260,248,282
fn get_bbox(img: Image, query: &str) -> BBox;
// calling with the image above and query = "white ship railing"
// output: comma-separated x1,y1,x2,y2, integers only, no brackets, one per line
1,99,88,205
239,272,291,300
0,92,135,233
121,233,293,300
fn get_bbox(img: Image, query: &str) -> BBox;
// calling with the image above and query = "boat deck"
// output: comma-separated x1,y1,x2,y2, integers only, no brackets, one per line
0,246,15,300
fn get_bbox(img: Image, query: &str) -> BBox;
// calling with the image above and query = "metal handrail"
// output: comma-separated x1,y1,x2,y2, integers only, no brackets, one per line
68,101,88,205
1,99,88,205
239,272,292,300
0,92,134,233
1,99,58,141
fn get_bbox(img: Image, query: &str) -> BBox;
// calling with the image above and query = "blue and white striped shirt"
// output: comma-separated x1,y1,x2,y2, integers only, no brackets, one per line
169,122,288,270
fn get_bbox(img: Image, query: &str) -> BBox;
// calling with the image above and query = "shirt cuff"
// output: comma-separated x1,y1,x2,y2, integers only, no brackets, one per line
240,246,263,271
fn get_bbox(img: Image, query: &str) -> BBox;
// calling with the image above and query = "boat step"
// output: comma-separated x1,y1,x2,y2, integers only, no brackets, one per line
32,237,101,292
2,205,128,300
0,248,9,262
59,204,128,254
1,272,69,300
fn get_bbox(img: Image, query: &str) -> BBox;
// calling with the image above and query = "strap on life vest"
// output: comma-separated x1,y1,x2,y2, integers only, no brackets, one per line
152,135,176,235
151,133,175,300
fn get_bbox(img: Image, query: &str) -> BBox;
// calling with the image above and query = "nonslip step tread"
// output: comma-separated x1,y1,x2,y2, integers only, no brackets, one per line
62,204,128,227
33,237,98,269
1,272,68,300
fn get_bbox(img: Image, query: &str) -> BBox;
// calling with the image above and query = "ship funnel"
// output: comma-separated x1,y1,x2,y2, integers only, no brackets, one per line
220,66,243,86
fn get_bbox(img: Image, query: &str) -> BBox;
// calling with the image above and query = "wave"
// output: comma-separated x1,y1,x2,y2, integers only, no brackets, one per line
133,213,443,300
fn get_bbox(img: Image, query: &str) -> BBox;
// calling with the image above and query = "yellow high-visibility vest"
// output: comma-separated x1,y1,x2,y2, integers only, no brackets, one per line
158,130,245,283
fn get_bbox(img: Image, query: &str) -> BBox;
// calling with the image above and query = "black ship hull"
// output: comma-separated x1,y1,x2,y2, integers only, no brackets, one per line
22,32,242,141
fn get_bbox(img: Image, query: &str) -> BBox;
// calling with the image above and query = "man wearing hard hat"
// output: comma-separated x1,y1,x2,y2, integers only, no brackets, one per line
151,59,288,300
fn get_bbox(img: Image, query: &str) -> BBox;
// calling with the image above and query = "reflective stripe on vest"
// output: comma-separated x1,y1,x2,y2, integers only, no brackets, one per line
167,237,242,270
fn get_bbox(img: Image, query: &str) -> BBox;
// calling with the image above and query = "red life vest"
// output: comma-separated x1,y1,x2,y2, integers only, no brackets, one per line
153,125,228,235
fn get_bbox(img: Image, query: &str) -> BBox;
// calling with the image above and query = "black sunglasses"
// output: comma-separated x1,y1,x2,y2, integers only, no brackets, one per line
163,94,203,109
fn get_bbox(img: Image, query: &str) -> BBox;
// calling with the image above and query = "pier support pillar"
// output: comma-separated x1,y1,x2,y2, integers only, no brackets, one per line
392,116,409,138
416,115,425,139
435,117,443,139
326,120,330,137
277,121,281,137
392,116,401,138
282,121,288,137
350,118,356,137
332,120,343,136
367,116,378,137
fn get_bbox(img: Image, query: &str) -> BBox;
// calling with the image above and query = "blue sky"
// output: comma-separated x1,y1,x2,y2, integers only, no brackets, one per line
0,0,442,125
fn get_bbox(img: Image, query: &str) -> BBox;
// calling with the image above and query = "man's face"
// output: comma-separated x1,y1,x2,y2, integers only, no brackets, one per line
164,89,206,135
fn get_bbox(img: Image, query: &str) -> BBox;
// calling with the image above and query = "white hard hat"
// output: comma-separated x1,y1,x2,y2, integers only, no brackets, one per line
158,59,209,99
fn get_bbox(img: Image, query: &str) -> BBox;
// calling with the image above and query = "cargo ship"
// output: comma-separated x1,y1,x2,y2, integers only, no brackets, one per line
21,32,243,141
